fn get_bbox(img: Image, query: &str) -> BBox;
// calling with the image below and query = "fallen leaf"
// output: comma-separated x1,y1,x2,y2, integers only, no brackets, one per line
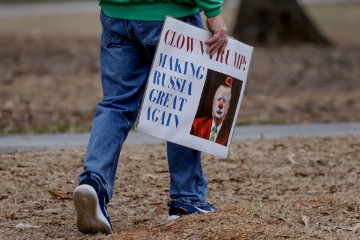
48,190,72,200
331,224,360,232
143,174,158,180
16,223,40,229
6,213,18,220
295,171,309,177
287,153,299,165
301,215,310,227
319,225,330,232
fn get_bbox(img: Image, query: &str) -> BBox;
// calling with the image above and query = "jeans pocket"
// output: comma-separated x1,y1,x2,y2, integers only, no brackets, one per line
136,21,163,46
101,10,131,47
100,10,115,46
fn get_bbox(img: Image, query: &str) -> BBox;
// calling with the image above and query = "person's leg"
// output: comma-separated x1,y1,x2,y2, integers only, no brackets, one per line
79,10,151,200
74,10,151,234
163,13,216,219
167,142,207,204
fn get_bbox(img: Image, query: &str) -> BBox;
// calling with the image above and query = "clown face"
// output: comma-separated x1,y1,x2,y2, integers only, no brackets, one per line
212,85,231,125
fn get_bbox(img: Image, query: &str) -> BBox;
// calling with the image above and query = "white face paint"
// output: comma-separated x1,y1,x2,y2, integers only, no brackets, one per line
212,86,231,125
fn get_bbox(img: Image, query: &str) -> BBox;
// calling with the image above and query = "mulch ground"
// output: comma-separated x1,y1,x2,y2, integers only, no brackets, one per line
0,136,360,239
1,4,360,240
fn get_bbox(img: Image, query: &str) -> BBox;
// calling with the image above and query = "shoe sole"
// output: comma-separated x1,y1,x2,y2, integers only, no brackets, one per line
166,205,217,223
166,215,181,223
73,185,112,234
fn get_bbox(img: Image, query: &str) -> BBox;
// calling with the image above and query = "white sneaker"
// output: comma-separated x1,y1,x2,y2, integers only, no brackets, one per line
73,184,113,234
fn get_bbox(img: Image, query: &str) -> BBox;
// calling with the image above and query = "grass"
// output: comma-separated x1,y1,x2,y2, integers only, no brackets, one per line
56,124,70,133
0,124,92,135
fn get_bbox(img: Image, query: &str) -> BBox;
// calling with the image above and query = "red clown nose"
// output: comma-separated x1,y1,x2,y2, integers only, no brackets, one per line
218,101,224,108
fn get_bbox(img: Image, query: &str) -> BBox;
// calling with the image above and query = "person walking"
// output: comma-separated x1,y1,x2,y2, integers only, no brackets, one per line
73,0,229,234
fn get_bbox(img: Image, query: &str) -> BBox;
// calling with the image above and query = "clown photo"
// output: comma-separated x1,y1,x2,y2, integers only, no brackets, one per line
190,70,243,147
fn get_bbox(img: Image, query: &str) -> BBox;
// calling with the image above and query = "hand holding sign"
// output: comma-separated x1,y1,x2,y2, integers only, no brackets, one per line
205,14,229,57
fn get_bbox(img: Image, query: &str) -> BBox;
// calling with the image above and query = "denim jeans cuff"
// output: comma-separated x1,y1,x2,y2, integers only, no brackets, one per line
171,197,208,207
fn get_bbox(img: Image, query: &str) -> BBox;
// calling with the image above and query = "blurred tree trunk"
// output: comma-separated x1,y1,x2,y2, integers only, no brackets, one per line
233,0,331,46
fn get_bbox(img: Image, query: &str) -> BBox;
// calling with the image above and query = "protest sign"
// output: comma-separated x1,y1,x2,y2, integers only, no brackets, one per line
135,16,253,158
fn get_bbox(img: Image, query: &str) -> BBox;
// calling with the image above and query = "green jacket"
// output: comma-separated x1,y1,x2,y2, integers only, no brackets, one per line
100,0,223,21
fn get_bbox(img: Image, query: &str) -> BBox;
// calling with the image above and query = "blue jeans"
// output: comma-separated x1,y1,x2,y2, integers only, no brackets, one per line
79,11,209,207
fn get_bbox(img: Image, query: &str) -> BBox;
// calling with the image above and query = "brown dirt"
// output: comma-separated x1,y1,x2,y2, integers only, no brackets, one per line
0,5,360,133
1,136,360,239
1,4,360,240
1,36,359,133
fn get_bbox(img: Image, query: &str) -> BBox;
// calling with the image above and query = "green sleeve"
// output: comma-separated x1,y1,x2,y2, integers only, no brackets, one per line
194,0,223,18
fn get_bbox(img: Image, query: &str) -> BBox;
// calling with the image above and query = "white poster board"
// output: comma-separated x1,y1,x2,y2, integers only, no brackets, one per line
135,16,253,158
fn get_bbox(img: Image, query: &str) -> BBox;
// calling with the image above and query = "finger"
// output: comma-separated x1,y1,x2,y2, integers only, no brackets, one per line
209,37,227,53
205,34,223,46
205,35,220,46
219,44,226,54
209,43,222,57
206,41,219,54
219,38,228,53
210,48,220,57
